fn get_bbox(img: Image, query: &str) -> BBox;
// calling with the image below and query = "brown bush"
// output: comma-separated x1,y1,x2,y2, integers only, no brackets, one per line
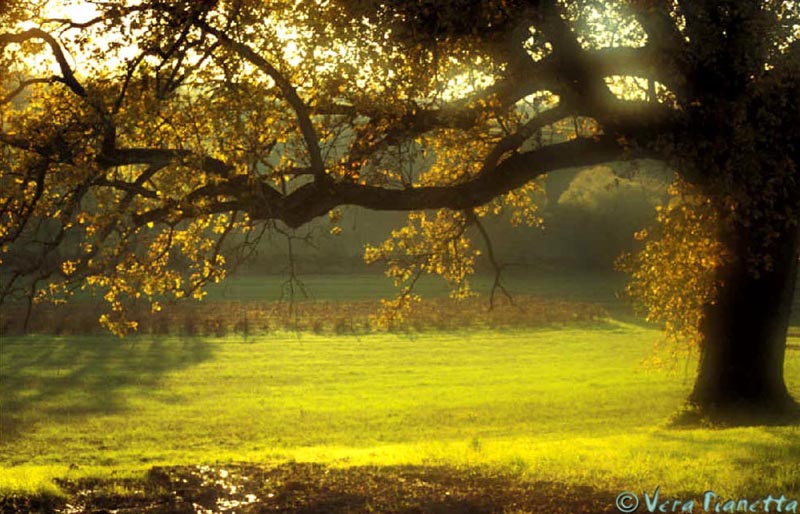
0,294,607,337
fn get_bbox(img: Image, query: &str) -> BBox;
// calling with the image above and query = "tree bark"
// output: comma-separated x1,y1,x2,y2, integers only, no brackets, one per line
688,221,800,424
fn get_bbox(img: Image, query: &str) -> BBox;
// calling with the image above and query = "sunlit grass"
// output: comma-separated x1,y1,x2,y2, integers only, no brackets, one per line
2,325,798,499
0,466,65,499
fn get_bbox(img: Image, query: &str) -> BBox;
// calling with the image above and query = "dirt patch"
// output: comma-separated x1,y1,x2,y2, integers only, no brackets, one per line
2,463,618,513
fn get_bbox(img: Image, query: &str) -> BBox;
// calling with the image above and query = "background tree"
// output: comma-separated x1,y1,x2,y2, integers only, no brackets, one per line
1,0,798,423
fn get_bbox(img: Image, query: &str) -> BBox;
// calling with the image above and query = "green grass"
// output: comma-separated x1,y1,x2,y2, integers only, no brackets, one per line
2,324,799,500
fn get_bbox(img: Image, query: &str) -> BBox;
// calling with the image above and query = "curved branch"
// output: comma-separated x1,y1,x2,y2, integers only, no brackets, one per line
42,15,105,30
2,77,60,105
194,19,327,181
388,45,678,133
129,135,634,228
264,135,632,228
481,103,570,172
0,28,86,98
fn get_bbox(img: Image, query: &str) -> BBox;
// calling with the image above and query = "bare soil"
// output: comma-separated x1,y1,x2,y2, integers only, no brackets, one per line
1,463,618,513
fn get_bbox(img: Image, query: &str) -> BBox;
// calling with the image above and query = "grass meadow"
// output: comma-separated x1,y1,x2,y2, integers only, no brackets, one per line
1,272,799,509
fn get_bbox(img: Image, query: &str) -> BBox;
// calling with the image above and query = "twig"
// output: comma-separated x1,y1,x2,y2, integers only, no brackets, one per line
467,210,516,310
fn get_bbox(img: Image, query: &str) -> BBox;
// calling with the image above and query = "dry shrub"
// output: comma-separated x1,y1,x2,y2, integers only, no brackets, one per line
0,295,607,337
182,314,199,337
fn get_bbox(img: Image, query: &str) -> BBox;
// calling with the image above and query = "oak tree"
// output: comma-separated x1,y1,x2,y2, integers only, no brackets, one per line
1,0,798,423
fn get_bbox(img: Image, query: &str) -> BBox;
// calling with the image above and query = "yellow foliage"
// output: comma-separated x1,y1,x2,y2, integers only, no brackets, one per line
617,179,728,351
365,209,478,324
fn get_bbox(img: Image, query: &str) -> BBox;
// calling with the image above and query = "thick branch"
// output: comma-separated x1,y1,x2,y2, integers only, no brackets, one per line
526,1,616,108
97,147,233,179
339,46,674,175
396,45,676,131
130,136,629,228
280,135,632,228
0,131,32,150
628,0,686,53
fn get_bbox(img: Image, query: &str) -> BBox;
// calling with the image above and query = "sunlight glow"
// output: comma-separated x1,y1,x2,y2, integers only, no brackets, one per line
16,0,496,103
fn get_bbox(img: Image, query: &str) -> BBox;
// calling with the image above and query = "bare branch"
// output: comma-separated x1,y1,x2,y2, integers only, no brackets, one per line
467,211,515,309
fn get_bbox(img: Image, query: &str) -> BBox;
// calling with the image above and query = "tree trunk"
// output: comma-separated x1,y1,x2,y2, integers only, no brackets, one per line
687,221,800,424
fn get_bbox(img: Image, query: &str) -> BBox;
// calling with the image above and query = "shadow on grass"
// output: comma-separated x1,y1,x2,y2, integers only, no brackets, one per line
0,336,213,442
641,429,800,499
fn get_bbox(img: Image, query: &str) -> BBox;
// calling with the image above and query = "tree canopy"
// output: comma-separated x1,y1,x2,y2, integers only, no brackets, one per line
1,0,798,345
